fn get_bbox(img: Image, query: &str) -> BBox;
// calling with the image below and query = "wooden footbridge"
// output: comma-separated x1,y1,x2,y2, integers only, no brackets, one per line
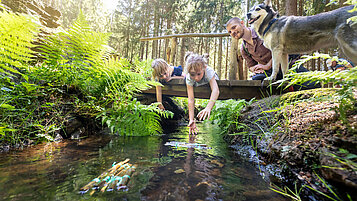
140,32,325,100
142,79,286,100
140,32,283,100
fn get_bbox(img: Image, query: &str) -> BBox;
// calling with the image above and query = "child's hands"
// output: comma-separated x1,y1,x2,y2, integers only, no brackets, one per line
188,120,198,135
158,103,165,110
250,64,270,74
197,108,211,121
165,77,172,82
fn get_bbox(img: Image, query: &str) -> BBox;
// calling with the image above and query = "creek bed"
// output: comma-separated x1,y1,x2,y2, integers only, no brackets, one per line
0,123,288,200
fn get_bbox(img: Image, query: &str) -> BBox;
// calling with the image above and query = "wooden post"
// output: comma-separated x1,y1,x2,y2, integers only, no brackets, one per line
225,38,229,80
237,48,245,80
169,37,177,65
196,38,201,54
324,49,328,71
180,38,186,66
175,38,179,65
205,38,209,55
229,38,239,80
163,39,168,60
217,37,223,79
166,40,171,63
158,39,162,59
311,59,316,71
200,38,203,55
213,38,217,71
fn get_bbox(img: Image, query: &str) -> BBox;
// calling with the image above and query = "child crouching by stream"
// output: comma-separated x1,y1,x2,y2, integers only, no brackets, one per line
185,52,219,135
152,59,185,110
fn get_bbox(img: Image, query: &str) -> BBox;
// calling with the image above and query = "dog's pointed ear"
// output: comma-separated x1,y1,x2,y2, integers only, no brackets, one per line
264,0,272,7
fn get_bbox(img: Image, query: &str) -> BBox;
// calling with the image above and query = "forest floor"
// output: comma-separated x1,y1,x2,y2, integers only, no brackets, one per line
224,88,357,200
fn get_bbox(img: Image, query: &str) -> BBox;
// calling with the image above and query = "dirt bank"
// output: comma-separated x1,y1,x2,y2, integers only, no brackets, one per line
224,88,357,200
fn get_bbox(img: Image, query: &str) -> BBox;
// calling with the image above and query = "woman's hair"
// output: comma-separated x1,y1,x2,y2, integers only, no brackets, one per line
184,52,208,73
152,59,169,78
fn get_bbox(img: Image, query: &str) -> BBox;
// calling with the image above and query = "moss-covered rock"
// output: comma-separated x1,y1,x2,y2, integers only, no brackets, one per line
280,88,339,104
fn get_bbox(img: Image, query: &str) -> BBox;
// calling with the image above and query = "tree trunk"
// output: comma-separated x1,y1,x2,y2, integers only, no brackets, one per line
169,37,177,65
245,0,250,25
164,7,172,60
299,0,303,15
158,18,163,59
145,39,149,60
286,0,297,16
152,8,159,59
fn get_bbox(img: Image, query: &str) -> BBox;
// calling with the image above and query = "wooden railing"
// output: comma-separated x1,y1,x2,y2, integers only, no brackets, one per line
141,79,286,100
140,32,247,81
140,33,335,81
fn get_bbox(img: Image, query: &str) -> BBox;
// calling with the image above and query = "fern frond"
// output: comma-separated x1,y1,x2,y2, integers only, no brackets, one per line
0,10,40,75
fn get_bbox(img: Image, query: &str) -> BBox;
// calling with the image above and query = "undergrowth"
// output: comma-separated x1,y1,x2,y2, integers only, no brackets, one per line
0,8,172,147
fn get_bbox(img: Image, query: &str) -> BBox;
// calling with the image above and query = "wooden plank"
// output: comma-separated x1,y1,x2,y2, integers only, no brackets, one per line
141,79,286,100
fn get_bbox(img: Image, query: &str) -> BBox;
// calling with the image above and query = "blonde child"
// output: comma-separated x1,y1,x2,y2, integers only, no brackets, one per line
185,52,219,134
152,59,185,110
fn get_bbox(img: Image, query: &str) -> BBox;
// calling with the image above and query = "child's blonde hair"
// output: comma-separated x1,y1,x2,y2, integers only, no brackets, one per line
184,52,208,73
152,59,169,79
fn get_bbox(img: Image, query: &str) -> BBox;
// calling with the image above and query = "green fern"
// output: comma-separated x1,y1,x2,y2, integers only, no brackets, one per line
210,99,248,134
0,8,171,143
0,10,40,78
35,12,168,136
37,11,110,86
98,99,173,136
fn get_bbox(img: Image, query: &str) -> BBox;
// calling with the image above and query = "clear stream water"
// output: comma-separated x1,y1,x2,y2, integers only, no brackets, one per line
0,123,288,201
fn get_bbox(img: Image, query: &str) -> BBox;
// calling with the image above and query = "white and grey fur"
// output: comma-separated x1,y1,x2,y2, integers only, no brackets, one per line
247,0,357,80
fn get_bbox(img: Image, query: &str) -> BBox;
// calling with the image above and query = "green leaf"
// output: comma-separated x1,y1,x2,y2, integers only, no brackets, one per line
0,103,15,110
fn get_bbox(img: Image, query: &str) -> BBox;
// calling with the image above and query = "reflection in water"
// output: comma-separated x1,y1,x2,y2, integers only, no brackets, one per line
0,123,287,201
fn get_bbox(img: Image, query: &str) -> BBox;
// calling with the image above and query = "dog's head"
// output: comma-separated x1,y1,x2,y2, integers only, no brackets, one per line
247,0,276,29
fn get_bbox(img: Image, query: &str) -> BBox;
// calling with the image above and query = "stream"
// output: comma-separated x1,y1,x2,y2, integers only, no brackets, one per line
0,123,288,200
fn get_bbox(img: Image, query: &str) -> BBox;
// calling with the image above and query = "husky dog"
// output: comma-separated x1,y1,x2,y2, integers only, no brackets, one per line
247,0,357,80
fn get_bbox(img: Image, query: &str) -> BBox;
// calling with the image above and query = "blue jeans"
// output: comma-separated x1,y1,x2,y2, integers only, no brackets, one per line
252,66,320,90
252,68,283,80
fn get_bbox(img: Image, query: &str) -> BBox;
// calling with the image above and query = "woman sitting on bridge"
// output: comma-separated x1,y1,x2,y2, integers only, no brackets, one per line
185,52,220,135
152,59,185,110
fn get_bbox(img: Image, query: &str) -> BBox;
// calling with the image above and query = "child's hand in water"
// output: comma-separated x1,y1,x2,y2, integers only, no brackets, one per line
188,120,199,135
197,108,211,121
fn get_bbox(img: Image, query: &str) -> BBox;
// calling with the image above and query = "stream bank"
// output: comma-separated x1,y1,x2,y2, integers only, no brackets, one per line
223,88,357,200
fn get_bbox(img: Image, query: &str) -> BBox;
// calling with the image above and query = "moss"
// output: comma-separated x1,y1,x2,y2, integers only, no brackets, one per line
280,88,339,105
